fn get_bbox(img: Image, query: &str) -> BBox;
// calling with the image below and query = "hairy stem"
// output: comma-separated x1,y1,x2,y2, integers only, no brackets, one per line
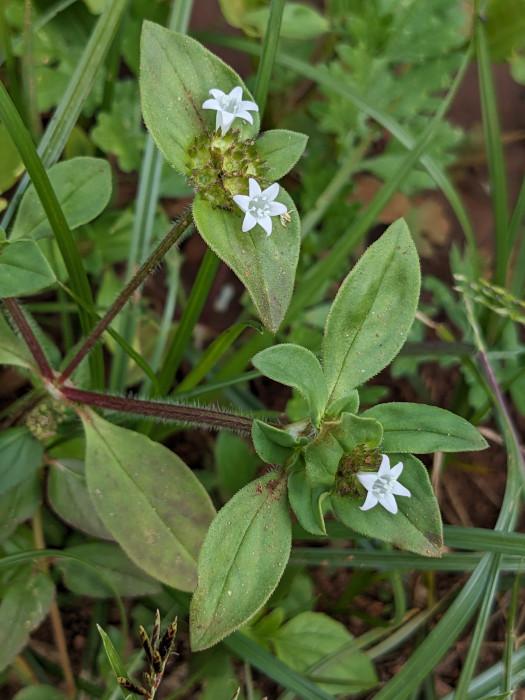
3,298,54,379
57,213,193,386
63,387,254,434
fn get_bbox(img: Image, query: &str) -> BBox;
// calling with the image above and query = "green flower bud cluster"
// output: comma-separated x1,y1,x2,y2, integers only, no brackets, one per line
187,129,268,209
335,445,381,497
26,398,67,441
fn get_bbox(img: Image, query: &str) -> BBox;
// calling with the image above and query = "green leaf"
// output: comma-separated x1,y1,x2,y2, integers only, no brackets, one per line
82,410,216,592
362,403,488,453
10,157,112,241
13,687,70,700
0,311,36,370
242,3,329,40
323,219,420,406
97,624,130,682
324,390,359,419
253,344,328,426
252,420,296,466
0,121,24,195
215,432,261,498
271,612,377,694
58,542,161,597
305,413,383,488
48,459,113,540
0,475,40,545
193,190,300,333
331,453,443,557
288,469,328,536
0,239,55,296
140,22,260,175
190,471,291,650
0,566,55,672
0,427,43,497
255,130,308,181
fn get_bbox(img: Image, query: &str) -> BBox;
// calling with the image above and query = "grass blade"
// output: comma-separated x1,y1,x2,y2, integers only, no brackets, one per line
475,16,510,286
0,82,104,385
253,0,285,113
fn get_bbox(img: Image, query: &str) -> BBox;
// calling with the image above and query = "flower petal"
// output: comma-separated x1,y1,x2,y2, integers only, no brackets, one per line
258,215,273,236
242,212,257,232
236,110,254,124
240,100,259,112
262,182,279,201
390,461,404,479
360,492,379,511
233,195,250,212
380,492,398,514
202,98,221,110
377,454,391,476
248,178,261,198
268,201,288,216
229,86,243,101
392,482,411,498
209,88,226,100
357,473,377,490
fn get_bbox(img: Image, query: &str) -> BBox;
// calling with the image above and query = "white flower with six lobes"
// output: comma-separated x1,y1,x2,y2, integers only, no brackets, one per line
357,454,411,515
233,178,288,236
202,86,259,134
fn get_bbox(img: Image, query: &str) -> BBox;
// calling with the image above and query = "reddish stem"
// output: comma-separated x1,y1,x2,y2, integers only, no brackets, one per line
3,298,54,380
57,213,193,386
62,386,254,434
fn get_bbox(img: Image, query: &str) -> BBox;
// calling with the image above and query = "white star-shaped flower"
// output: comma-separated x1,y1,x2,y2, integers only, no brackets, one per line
202,86,259,134
357,454,411,515
233,178,288,236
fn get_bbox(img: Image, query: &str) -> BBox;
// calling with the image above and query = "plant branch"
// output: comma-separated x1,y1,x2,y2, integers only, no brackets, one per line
3,298,54,380
57,213,193,386
62,387,254,434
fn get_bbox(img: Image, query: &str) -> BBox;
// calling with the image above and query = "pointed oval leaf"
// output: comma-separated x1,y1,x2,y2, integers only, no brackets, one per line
193,190,300,333
253,344,328,426
323,219,420,406
288,469,327,536
58,542,161,597
140,22,260,175
0,566,55,672
255,130,308,181
82,410,216,592
0,240,55,296
190,471,291,650
272,612,377,694
48,459,113,540
331,453,443,557
362,402,488,453
0,475,40,545
10,157,111,241
252,420,295,466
